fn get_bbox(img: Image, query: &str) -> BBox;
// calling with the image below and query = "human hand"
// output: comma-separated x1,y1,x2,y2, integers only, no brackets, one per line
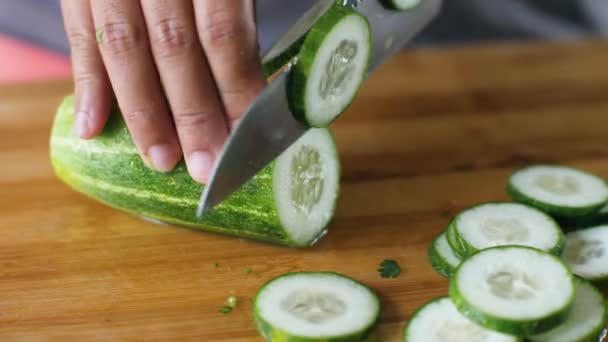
61,0,265,183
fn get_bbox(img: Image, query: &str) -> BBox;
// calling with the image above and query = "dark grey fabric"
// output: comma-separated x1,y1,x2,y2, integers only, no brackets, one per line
0,0,606,55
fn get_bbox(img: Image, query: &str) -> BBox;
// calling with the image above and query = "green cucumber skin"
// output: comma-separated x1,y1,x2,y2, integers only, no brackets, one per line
379,0,421,11
445,221,469,259
50,96,334,247
449,246,576,336
507,170,608,218
262,37,305,77
288,5,371,127
427,235,456,278
253,272,380,342
449,202,565,258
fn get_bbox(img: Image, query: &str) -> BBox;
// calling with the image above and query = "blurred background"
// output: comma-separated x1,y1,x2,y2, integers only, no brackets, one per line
0,0,606,84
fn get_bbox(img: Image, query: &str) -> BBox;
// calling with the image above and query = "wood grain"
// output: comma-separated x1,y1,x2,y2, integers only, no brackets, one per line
1,40,608,341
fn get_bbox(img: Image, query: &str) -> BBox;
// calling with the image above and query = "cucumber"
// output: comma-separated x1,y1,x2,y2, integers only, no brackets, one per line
50,96,340,247
450,246,575,335
447,202,564,258
380,0,422,11
527,278,607,342
261,0,336,76
562,225,608,287
428,232,462,278
403,297,520,342
288,4,371,127
253,272,380,342
507,165,608,218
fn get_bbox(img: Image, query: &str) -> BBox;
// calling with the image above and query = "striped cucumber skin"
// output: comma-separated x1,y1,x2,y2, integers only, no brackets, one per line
527,278,608,342
507,166,608,218
50,96,335,247
253,272,380,342
450,246,575,336
288,4,371,127
428,233,462,278
380,0,422,11
449,202,565,258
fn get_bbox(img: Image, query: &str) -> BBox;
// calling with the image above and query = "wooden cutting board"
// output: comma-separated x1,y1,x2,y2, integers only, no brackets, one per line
2,40,608,341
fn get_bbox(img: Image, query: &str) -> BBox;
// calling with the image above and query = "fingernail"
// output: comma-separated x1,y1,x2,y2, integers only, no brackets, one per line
74,111,90,138
188,151,214,183
147,145,179,172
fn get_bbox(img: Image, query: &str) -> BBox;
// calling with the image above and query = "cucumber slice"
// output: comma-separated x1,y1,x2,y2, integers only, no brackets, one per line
447,202,564,258
253,272,380,341
403,297,520,342
51,96,340,247
563,225,608,287
507,165,608,218
450,246,575,335
261,0,335,76
289,4,371,127
428,232,462,277
380,0,422,11
528,278,608,342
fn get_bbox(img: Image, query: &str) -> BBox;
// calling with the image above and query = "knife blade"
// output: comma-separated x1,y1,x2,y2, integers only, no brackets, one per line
197,0,442,216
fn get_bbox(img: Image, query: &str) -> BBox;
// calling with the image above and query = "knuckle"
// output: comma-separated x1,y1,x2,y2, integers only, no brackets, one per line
98,22,144,56
198,10,247,48
150,18,196,58
122,109,156,124
173,110,216,128
66,30,96,51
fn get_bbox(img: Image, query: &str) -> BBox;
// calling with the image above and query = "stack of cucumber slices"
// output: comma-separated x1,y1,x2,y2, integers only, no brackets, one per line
251,165,607,341
410,165,608,341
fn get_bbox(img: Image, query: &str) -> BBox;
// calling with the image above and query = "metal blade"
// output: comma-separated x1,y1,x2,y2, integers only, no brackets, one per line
197,71,308,216
354,0,443,72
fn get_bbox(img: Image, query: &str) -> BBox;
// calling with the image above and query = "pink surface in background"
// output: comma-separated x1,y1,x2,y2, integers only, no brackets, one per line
0,33,71,83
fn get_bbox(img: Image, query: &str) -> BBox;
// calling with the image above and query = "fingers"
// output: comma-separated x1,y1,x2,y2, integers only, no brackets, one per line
61,0,111,139
91,0,182,172
194,0,266,129
140,0,228,183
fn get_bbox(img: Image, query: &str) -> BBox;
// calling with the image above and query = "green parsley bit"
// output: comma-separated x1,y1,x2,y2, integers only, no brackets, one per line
378,259,401,278
96,28,104,44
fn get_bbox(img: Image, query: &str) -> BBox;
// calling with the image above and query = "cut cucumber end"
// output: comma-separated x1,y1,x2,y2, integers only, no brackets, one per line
507,165,608,218
274,128,340,246
289,4,371,127
563,225,608,287
428,232,462,278
254,272,380,341
527,277,608,342
403,297,520,342
50,96,340,247
450,246,575,335
380,0,422,11
451,202,564,258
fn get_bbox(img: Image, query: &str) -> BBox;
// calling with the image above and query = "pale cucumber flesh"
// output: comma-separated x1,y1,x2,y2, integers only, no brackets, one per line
562,225,608,287
254,272,380,341
403,297,520,342
450,246,575,335
508,165,608,217
289,5,371,127
527,278,607,342
450,202,564,257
